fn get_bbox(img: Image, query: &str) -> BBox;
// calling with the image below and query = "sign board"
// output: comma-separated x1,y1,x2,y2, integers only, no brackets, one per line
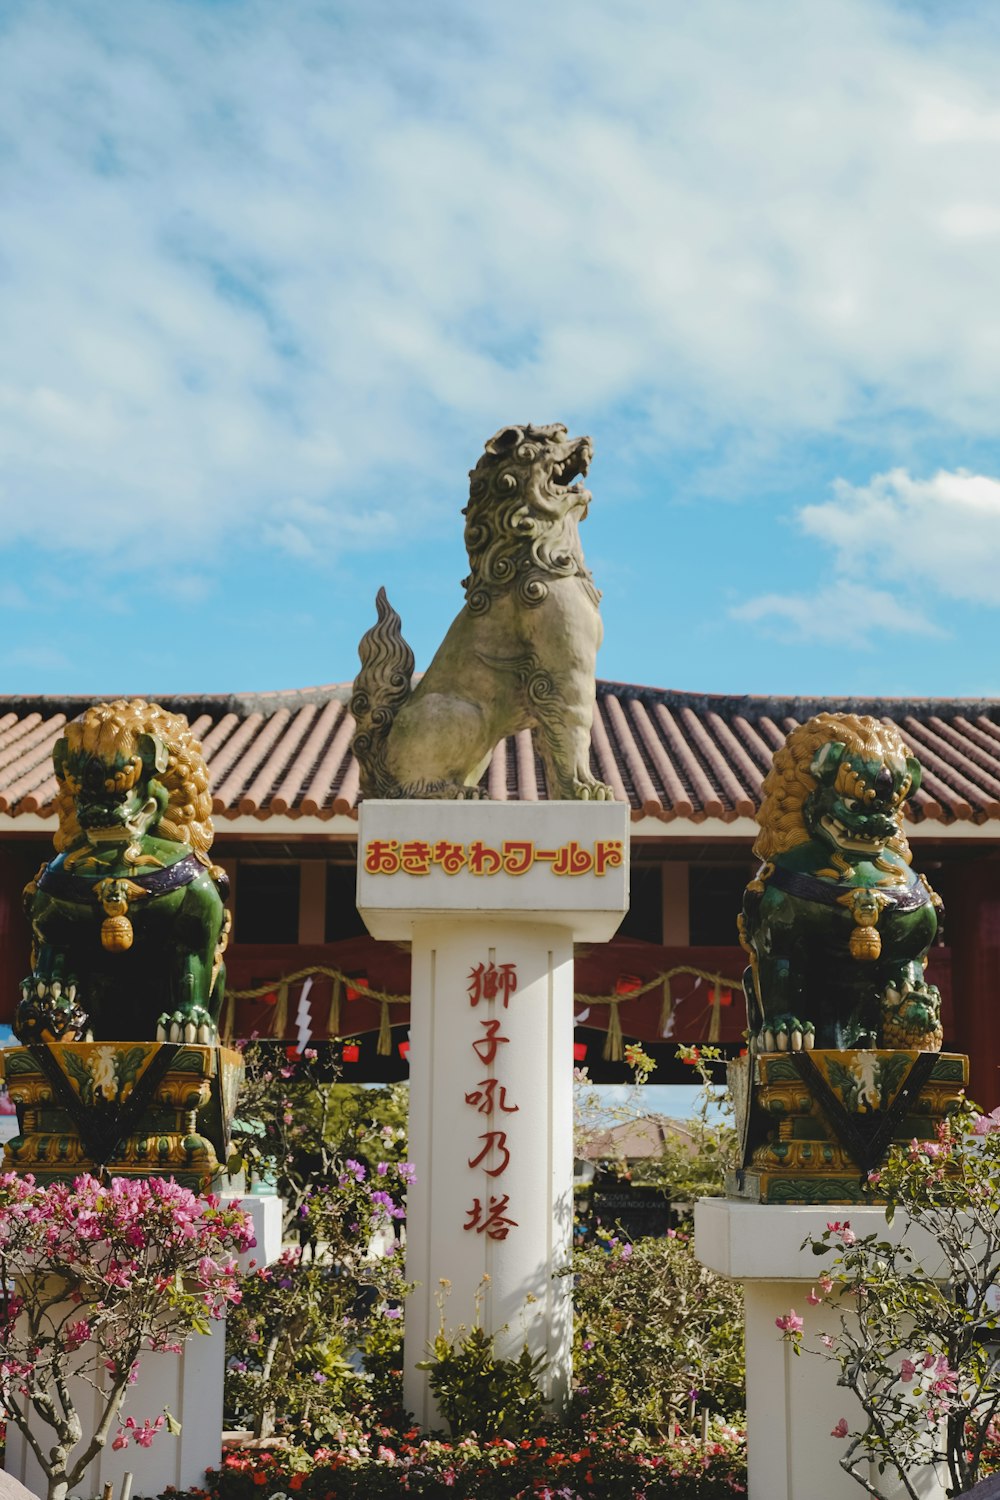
357,800,630,942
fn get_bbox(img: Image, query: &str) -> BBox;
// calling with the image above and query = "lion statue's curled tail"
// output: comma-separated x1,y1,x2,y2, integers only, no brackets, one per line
351,588,415,799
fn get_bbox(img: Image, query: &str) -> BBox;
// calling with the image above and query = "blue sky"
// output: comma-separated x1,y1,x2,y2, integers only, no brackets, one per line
4,0,1000,700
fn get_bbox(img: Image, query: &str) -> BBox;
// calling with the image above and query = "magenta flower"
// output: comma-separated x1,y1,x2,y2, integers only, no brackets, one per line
775,1309,804,1333
830,1418,849,1438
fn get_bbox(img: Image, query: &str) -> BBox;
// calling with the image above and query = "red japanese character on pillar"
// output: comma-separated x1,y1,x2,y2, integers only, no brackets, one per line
468,1131,511,1177
595,839,625,875
501,840,534,876
399,839,431,874
464,1078,519,1116
432,840,467,874
552,840,594,876
467,961,518,1008
464,1194,519,1240
472,1018,510,1065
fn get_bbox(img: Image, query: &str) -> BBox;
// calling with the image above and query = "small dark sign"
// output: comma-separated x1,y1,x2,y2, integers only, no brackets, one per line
591,1179,670,1240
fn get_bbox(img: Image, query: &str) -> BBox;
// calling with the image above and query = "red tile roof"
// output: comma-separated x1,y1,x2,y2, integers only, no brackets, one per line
2,683,1000,827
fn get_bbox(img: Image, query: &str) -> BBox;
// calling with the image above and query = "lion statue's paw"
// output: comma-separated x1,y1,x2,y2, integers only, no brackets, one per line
759,1016,816,1054
16,976,91,1043
156,1009,217,1046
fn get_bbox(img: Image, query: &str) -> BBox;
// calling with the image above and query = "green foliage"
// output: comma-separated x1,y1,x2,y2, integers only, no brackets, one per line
415,1283,548,1440
231,1041,408,1235
631,1047,737,1210
783,1102,1000,1498
225,1069,413,1442
568,1229,745,1434
360,1316,405,1414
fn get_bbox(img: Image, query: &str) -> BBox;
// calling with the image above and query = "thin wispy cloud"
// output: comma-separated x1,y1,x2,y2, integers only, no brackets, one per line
802,469,1000,605
4,0,1000,576
735,466,1000,639
731,579,944,645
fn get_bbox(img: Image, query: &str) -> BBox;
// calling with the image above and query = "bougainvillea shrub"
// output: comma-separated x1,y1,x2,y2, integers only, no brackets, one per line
0,1172,254,1500
568,1230,744,1434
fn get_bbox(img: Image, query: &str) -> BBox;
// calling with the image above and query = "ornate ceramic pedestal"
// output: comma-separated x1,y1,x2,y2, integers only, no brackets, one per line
357,799,629,1429
729,1049,968,1204
696,1198,947,1500
0,1042,244,1188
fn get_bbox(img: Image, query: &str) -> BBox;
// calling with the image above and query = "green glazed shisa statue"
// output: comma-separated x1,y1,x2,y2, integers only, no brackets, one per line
18,699,230,1045
732,712,967,1204
738,712,943,1054
1,700,240,1187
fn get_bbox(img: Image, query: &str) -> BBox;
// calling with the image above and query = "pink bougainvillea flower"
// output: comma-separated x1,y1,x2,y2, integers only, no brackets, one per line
775,1309,804,1333
830,1418,849,1438
807,1288,821,1305
900,1358,917,1383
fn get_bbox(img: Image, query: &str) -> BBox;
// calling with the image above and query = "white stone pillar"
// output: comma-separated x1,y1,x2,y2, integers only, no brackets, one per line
357,800,629,1429
695,1198,948,1500
4,1192,282,1499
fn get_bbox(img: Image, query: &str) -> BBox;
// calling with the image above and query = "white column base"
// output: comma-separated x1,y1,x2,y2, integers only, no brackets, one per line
4,1191,283,1498
695,1198,948,1500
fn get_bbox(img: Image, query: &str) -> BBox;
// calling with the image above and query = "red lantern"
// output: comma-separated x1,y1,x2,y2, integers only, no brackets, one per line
398,1040,410,1061
346,976,369,1002
573,1042,588,1063
614,974,642,996
342,1043,360,1063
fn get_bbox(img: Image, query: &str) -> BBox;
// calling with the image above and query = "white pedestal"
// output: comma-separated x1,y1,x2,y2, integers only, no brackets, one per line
3,1192,283,1498
695,1198,948,1500
357,800,629,1429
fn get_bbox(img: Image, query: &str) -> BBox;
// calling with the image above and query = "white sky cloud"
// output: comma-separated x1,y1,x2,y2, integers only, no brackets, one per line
801,468,1000,604
731,579,944,644
734,462,1000,639
4,1,1000,567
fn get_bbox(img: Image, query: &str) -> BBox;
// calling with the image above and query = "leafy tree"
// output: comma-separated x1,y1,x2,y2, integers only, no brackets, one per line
225,1122,412,1441
231,1041,408,1236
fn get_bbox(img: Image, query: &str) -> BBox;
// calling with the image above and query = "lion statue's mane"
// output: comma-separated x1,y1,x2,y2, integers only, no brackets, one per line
754,712,914,862
54,699,214,857
462,431,599,615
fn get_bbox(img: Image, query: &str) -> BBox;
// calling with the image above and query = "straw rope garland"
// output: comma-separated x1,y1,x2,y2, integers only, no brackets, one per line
573,965,744,1060
223,962,744,1061
224,965,407,1055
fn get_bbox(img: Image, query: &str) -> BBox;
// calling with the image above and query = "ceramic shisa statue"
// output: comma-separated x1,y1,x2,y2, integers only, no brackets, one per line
732,712,968,1203
0,700,241,1187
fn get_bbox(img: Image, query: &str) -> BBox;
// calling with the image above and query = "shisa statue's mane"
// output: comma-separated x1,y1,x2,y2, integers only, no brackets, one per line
54,698,214,856
753,712,913,861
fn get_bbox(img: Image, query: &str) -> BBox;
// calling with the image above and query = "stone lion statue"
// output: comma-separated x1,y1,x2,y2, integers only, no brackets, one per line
351,423,614,800
738,712,943,1052
18,700,230,1044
